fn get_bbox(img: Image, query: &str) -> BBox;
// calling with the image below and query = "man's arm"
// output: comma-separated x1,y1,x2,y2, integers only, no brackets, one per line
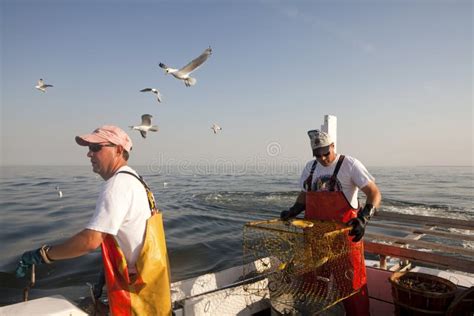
47,229,106,260
281,191,306,220
361,181,381,208
347,181,382,242
15,229,106,278
295,191,306,205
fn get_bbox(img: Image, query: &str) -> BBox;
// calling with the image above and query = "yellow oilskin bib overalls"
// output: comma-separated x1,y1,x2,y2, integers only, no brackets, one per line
101,171,172,316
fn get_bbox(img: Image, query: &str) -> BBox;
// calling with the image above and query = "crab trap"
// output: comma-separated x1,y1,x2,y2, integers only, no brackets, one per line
242,218,360,315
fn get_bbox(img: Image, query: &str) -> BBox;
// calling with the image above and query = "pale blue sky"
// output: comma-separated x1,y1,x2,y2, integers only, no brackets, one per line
1,0,472,167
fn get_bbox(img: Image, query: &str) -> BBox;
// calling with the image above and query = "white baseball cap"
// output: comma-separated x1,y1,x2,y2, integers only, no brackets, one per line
307,130,333,154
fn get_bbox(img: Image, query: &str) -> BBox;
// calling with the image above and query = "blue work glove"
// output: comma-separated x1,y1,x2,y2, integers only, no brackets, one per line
15,245,52,278
347,204,376,242
280,202,305,221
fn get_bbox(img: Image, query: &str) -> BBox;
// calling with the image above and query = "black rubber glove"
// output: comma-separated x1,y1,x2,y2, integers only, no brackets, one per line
16,245,52,278
280,202,305,221
347,204,376,242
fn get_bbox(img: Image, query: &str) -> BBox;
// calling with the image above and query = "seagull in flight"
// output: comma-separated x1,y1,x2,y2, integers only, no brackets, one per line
159,46,212,87
35,79,53,93
129,114,159,139
140,88,162,103
211,123,222,134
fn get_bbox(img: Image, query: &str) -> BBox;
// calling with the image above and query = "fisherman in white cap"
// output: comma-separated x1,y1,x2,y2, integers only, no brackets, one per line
281,130,381,316
16,125,172,315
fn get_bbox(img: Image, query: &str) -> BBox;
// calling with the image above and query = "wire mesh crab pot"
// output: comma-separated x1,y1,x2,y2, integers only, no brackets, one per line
242,219,360,315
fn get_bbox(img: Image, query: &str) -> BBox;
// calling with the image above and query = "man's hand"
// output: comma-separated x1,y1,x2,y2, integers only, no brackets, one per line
280,202,305,221
280,210,292,221
347,217,367,242
16,249,44,278
347,204,376,242
16,245,52,278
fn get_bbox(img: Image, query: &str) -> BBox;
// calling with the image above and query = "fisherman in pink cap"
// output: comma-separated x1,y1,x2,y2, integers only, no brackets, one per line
16,125,172,315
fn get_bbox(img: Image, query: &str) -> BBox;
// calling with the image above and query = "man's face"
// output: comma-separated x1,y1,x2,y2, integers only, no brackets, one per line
314,144,336,166
86,143,119,179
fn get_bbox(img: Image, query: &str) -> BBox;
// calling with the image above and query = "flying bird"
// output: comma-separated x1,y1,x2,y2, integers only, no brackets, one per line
35,79,53,93
140,88,162,103
129,114,159,139
159,46,212,87
211,123,222,134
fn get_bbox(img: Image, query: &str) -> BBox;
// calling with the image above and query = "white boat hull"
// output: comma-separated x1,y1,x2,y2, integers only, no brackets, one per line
1,258,472,316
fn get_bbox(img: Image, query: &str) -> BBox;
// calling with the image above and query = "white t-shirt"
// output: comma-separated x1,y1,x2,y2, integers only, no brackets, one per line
298,154,374,209
86,166,151,273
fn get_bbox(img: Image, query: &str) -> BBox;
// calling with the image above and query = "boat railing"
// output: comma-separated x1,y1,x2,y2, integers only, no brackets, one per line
364,211,474,274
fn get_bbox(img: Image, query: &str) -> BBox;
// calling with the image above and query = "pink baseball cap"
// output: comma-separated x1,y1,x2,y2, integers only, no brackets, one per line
75,125,133,152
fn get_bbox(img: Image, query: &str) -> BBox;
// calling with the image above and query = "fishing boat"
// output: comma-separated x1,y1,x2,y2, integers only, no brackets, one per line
171,212,474,315
1,116,472,315
1,212,472,315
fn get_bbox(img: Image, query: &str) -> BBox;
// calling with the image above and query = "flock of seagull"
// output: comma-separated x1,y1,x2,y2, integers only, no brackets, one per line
35,46,222,139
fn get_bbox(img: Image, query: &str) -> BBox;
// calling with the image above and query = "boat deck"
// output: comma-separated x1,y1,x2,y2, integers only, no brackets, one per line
172,212,474,315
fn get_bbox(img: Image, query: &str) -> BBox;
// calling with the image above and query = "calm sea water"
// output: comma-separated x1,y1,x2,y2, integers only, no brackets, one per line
0,165,472,306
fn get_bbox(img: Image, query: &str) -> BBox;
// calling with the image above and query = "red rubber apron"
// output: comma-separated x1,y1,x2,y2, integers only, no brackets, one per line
101,171,171,316
304,156,370,316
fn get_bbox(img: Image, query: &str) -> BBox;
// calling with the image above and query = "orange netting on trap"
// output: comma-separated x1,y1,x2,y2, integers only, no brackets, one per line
242,219,359,315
